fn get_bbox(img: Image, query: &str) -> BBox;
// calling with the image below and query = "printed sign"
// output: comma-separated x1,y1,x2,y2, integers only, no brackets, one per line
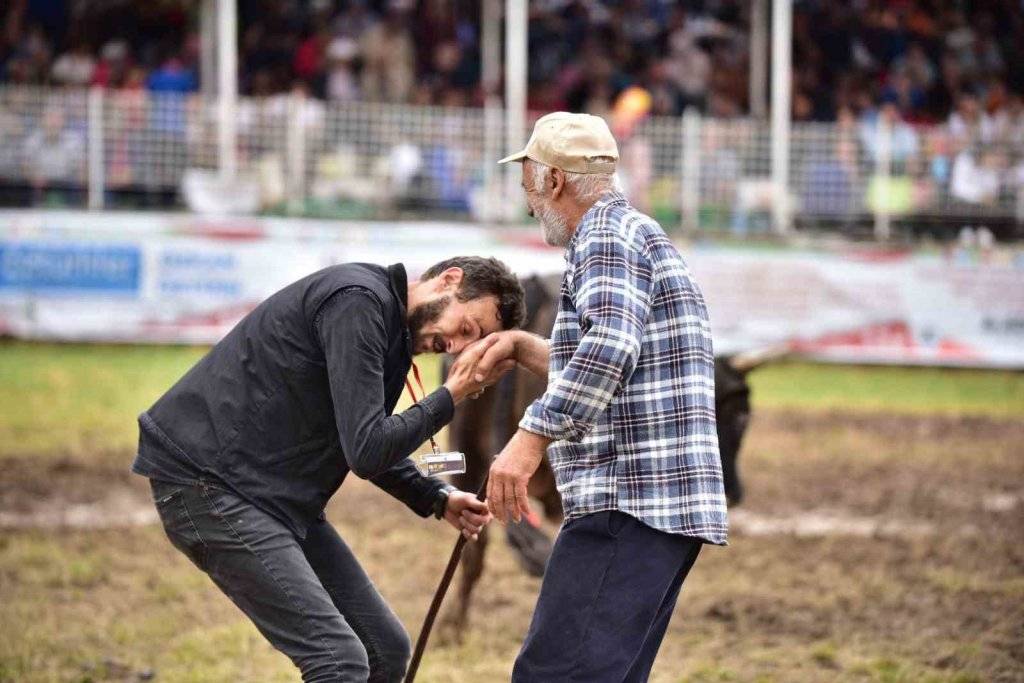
1,210,1022,368
0,241,140,293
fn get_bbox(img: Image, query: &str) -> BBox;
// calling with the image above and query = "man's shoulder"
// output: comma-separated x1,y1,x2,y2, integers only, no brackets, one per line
314,262,389,286
308,264,396,322
577,199,666,257
306,263,396,301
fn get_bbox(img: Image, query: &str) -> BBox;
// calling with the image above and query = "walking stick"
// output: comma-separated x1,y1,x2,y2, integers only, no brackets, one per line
404,474,488,683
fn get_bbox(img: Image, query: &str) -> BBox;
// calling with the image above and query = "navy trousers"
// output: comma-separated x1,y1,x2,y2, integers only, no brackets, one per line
150,477,410,682
513,510,703,682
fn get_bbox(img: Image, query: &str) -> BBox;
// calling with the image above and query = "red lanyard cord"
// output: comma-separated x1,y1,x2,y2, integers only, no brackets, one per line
404,362,440,453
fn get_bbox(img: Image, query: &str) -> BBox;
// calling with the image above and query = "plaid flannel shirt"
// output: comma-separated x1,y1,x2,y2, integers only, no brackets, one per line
520,192,728,544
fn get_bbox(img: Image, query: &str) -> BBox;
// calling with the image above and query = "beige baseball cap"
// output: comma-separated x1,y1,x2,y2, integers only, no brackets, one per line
498,112,619,174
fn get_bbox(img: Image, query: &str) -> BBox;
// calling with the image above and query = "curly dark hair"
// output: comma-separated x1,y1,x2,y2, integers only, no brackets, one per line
422,256,526,330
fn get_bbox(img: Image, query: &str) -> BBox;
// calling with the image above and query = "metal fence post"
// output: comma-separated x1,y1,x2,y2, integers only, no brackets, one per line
286,92,307,215
87,86,105,210
873,117,893,241
680,108,701,235
504,0,528,223
481,0,502,227
770,0,793,236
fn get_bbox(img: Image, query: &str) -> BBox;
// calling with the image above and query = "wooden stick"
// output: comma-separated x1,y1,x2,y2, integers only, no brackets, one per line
405,475,488,683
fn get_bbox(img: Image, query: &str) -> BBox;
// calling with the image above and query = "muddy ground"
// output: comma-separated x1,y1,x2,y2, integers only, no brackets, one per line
1,409,1022,682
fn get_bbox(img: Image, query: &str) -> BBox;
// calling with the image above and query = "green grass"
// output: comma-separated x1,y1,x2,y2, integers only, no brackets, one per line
1,340,1021,462
747,361,1024,417
0,342,208,461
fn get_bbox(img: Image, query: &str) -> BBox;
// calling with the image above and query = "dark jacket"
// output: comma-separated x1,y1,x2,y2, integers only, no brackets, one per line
131,263,453,538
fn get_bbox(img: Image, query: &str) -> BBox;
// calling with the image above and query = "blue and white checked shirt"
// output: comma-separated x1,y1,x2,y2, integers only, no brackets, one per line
520,192,728,544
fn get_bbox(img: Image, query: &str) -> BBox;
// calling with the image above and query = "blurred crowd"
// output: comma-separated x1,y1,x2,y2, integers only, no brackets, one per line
1,0,1023,229
4,1,1024,119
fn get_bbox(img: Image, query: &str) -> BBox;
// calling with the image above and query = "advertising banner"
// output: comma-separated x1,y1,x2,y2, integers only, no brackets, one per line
1,210,1022,368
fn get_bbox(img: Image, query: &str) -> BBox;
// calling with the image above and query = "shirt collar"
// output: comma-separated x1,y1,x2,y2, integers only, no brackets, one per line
566,190,628,253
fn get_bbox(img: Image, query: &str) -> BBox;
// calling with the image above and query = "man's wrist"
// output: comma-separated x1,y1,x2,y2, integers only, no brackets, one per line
510,329,537,362
516,427,553,451
432,486,452,520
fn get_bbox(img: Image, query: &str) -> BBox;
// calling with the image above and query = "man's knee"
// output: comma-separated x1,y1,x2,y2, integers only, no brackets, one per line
367,615,411,683
296,637,370,683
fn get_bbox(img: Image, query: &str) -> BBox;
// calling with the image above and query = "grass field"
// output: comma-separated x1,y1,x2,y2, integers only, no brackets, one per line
1,341,1022,682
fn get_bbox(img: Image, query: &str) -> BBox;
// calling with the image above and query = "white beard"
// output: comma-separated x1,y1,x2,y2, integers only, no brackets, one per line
536,198,572,247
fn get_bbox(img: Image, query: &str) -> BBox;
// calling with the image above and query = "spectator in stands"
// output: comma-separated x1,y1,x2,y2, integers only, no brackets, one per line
859,101,919,170
993,92,1024,146
360,3,415,104
951,144,1005,206
291,27,327,88
324,37,360,103
21,106,84,205
91,40,131,89
948,91,996,147
146,52,196,94
800,129,861,221
666,31,710,112
143,50,194,205
50,35,94,86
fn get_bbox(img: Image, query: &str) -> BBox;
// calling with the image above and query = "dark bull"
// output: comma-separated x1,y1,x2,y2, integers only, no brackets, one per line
440,274,755,632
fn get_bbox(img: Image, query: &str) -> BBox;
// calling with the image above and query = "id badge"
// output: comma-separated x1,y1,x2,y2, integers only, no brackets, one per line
417,451,467,476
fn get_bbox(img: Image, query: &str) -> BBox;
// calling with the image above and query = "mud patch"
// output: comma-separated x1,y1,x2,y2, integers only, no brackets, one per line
730,508,939,538
0,456,155,530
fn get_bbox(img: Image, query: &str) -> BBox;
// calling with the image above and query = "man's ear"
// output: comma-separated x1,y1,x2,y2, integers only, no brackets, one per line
550,167,566,200
438,266,465,292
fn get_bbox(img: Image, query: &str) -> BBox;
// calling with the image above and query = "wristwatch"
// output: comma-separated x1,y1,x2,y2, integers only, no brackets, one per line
432,487,451,520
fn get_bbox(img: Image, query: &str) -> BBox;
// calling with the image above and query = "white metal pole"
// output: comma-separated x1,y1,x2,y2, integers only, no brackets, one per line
680,108,702,234
286,92,306,215
482,0,502,225
874,117,893,241
505,0,527,222
770,0,792,235
217,0,237,182
750,0,768,119
87,86,105,210
200,0,217,101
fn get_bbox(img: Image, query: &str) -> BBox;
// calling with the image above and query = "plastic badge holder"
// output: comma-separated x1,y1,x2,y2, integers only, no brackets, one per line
418,451,467,476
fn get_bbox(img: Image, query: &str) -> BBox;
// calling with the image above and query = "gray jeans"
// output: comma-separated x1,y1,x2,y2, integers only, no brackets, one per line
150,477,410,682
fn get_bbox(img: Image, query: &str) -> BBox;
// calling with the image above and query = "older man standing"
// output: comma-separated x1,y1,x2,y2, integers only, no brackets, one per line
475,112,728,681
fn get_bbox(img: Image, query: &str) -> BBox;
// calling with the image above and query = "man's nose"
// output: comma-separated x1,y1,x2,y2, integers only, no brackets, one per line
448,338,467,355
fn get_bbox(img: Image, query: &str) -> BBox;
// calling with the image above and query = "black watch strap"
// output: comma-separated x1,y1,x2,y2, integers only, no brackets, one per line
432,487,451,520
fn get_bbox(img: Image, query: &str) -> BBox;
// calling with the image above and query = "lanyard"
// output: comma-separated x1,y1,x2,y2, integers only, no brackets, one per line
405,362,441,455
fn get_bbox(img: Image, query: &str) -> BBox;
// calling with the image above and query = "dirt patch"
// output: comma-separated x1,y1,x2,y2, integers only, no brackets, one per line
2,408,1023,682
0,457,155,529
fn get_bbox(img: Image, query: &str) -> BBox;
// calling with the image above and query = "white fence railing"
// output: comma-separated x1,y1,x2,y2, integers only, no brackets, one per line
1,86,1022,239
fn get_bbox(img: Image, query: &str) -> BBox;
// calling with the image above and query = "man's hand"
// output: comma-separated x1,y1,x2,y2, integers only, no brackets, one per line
444,490,492,541
469,331,519,382
487,429,550,524
472,330,550,381
444,335,516,403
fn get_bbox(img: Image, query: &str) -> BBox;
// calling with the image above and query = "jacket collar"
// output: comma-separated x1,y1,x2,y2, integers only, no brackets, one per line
387,263,408,317
387,263,413,357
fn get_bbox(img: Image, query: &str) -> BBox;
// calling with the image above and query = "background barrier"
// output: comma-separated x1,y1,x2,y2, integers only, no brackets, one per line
2,210,1021,367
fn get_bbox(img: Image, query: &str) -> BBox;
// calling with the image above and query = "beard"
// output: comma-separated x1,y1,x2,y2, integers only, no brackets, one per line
407,295,450,354
534,197,573,247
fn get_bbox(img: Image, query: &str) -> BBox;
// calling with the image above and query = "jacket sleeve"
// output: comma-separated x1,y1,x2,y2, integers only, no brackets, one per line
370,460,455,518
316,288,455,481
